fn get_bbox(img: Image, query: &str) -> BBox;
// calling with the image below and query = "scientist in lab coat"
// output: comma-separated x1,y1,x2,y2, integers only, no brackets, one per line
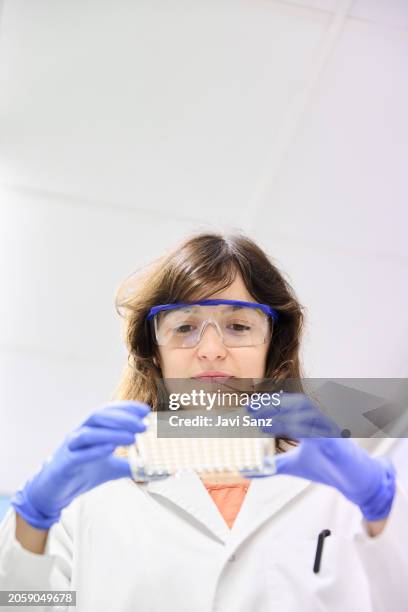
1,231,408,612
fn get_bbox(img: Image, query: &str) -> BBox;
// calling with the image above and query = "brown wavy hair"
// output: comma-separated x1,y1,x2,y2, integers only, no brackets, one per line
113,231,305,452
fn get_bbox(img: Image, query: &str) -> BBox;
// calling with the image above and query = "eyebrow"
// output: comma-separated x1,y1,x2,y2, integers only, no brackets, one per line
163,304,257,316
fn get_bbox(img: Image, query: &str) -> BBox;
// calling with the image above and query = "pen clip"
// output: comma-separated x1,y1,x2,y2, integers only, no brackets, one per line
313,529,331,574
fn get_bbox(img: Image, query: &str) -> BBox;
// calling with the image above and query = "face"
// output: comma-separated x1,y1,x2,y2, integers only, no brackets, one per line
156,271,271,379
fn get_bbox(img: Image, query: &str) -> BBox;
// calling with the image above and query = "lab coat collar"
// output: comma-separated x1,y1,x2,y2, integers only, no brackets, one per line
145,469,311,547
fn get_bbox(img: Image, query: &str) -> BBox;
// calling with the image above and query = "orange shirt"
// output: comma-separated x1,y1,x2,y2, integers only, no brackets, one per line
203,481,250,529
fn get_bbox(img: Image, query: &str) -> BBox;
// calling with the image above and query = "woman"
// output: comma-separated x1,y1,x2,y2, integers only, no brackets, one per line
0,231,407,611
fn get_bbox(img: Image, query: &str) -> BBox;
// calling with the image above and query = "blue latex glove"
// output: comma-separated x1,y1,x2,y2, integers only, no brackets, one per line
243,393,396,522
11,401,150,530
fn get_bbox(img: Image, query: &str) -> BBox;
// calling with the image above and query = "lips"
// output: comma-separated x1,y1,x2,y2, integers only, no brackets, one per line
196,376,231,382
193,372,233,381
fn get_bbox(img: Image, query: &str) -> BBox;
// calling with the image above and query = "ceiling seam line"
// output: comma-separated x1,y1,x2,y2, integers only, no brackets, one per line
238,0,355,233
0,182,206,225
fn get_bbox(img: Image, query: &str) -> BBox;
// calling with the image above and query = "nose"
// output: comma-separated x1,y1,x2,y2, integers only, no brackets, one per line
196,321,227,360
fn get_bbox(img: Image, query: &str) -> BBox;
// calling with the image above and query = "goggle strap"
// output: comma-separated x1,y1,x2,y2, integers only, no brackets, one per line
147,299,278,322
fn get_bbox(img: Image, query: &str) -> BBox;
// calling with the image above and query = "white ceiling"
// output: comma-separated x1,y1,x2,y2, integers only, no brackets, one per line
0,1,406,257
282,0,408,27
245,18,408,259
0,1,330,219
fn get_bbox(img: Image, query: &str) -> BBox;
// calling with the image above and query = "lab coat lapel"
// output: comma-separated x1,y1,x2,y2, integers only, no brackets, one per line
145,470,311,547
228,474,312,548
146,470,231,543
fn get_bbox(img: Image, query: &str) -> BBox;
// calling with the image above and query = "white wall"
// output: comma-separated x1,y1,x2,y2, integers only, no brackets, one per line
0,0,407,493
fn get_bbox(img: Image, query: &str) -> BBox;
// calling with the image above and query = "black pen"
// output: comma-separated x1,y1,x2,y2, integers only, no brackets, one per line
313,529,331,573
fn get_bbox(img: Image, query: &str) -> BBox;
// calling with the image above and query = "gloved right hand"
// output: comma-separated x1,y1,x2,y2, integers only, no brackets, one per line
11,401,150,530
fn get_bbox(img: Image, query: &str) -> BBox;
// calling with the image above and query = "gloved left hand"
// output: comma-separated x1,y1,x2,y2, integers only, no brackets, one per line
11,401,150,530
243,393,396,522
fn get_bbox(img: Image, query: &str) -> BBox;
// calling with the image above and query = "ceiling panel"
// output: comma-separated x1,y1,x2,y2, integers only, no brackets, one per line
350,0,408,29
251,229,408,378
285,0,408,28
0,0,330,219
0,186,205,362
247,19,408,258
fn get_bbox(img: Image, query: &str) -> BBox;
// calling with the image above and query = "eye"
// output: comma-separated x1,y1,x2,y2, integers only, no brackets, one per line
226,322,251,333
174,324,196,335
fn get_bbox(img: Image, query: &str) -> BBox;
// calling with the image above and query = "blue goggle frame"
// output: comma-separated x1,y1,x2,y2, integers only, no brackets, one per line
146,299,279,322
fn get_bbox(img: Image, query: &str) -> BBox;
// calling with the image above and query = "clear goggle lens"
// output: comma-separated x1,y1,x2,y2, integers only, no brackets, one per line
151,304,273,348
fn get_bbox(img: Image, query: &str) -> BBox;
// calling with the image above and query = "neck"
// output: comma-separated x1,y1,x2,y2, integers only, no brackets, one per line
199,471,250,484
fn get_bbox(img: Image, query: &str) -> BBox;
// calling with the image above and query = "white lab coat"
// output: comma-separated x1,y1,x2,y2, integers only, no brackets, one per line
1,439,407,612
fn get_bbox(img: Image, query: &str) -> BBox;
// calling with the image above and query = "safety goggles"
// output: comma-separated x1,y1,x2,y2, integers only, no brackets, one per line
146,299,278,348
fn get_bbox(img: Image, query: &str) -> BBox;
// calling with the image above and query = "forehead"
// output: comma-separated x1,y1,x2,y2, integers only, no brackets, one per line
189,271,256,303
